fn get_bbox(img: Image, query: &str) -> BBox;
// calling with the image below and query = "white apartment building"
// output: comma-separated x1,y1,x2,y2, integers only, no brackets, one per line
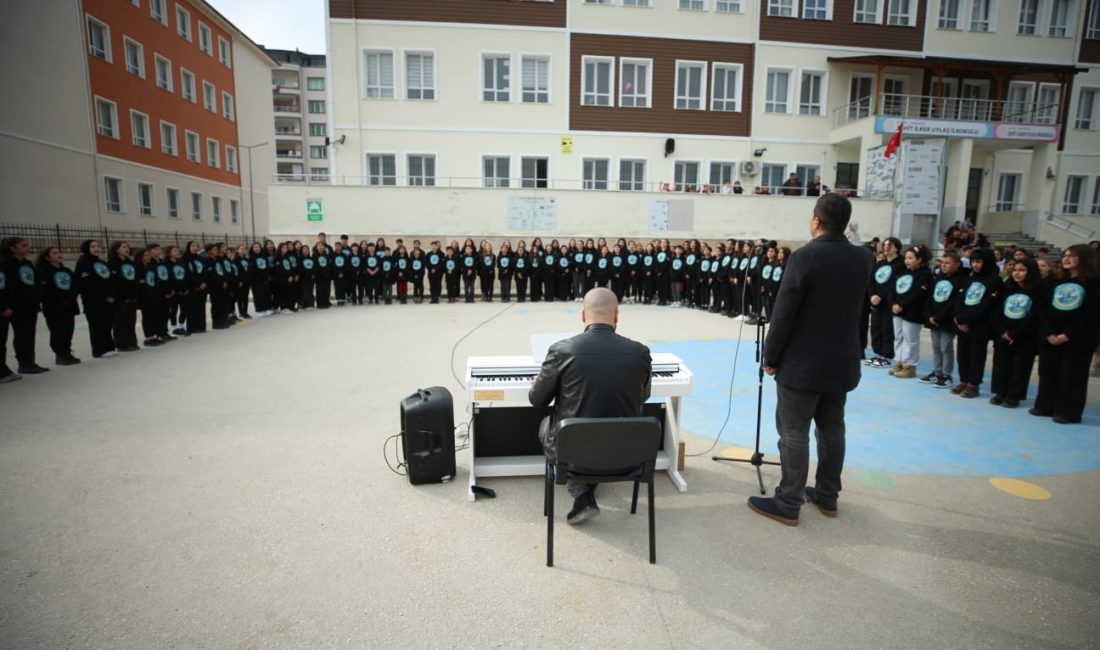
265,0,1100,247
266,49,332,183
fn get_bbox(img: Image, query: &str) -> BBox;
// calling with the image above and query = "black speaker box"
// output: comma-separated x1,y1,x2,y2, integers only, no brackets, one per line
664,138,676,156
400,387,456,485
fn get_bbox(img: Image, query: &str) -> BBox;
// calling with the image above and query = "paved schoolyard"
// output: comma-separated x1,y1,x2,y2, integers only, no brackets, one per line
1,302,1097,648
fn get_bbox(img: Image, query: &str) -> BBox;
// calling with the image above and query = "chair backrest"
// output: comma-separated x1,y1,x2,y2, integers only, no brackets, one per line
553,417,662,471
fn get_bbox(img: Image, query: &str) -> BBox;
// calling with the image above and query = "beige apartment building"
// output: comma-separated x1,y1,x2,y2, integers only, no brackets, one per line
265,49,332,184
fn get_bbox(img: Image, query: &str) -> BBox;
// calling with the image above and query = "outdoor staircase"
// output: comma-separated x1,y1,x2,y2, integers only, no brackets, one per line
978,231,1056,252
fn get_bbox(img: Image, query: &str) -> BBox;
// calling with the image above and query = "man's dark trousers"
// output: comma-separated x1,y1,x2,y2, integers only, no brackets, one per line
773,384,846,515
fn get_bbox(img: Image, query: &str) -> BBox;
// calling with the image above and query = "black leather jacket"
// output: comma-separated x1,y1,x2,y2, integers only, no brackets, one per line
529,323,652,433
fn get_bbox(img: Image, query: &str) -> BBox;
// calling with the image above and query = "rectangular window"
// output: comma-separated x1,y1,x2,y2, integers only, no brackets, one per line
679,0,705,9
310,145,327,159
180,68,195,102
185,131,199,162
1049,0,1073,37
1089,1,1100,39
1092,178,1100,214
218,37,231,66
620,159,646,191
308,100,326,114
854,0,881,23
709,162,736,189
230,199,239,224
849,74,873,118
226,145,237,173
804,0,830,19
1018,0,1041,34
407,154,436,186
130,110,150,148
623,0,651,5
712,64,742,112
585,0,612,4
191,192,202,220
150,0,167,25
620,59,651,108
198,23,212,55
406,52,436,100
309,123,327,137
166,188,179,218
124,37,145,77
887,0,914,25
310,168,330,181
765,69,791,113
154,54,172,90
938,0,961,28
222,92,234,120
795,164,821,193
996,173,1021,211
1076,88,1098,129
799,71,825,115
970,0,995,31
160,121,176,155
582,56,613,106
364,50,395,98
1064,175,1086,213
207,139,220,168
104,177,123,213
176,6,191,41
95,97,118,138
582,158,609,190
202,81,216,111
768,0,795,16
675,61,706,110
521,56,550,104
674,161,700,192
367,154,397,186
212,196,221,223
521,157,549,188
1037,84,1060,124
307,77,325,91
835,162,859,189
761,163,788,194
1004,82,1035,122
87,15,111,61
483,54,511,102
138,183,153,216
717,0,742,11
483,156,510,188
882,76,908,115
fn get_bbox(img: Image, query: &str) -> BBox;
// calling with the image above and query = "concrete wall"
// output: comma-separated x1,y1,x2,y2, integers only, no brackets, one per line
267,183,894,242
233,40,277,237
922,1,1084,65
568,0,756,42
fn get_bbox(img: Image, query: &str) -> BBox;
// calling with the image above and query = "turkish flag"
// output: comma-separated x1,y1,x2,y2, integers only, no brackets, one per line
884,121,904,158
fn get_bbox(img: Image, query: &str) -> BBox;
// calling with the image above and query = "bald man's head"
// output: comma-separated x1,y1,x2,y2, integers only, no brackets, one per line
582,287,618,327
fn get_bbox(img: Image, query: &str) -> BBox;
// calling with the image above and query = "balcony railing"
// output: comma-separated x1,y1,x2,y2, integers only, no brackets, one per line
275,150,303,159
275,128,302,136
274,105,301,114
834,93,1063,128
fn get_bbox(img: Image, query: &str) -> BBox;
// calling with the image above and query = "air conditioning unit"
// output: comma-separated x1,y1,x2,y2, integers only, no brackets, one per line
739,160,759,176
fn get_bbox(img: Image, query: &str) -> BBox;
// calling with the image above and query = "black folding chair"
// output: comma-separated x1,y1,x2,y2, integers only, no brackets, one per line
543,417,662,567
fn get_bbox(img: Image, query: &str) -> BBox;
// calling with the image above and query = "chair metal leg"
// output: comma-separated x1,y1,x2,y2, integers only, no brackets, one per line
547,466,555,568
630,481,640,514
647,479,656,564
543,461,550,517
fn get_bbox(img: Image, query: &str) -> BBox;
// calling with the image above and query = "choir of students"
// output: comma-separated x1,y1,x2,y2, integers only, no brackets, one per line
865,240,1100,425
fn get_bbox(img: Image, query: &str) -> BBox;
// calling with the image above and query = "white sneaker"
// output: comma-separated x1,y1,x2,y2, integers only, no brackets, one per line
100,350,119,358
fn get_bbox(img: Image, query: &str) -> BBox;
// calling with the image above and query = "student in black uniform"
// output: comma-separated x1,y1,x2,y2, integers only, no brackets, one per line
867,237,904,368
888,245,933,379
410,247,426,303
0,237,46,374
594,244,611,289
248,242,272,315
35,246,81,366
208,243,233,327
165,246,190,335
393,244,410,305
183,241,208,334
331,241,349,306
153,244,177,339
1032,244,1099,424
75,239,117,358
427,241,445,304
109,241,141,350
497,241,514,302
990,258,1042,408
299,245,316,309
233,244,251,319
461,244,477,303
363,243,381,304
513,240,529,303
582,243,597,296
444,245,460,303
477,241,496,303
528,242,543,303
380,247,396,305
682,243,697,307
922,250,965,388
556,245,572,301
542,244,557,302
133,247,163,346
655,243,671,305
952,248,1002,398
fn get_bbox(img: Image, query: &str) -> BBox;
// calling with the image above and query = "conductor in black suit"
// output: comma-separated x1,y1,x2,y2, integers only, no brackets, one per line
530,287,652,525
750,194,874,526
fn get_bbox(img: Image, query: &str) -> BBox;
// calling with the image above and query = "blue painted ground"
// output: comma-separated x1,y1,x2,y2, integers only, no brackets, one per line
651,338,1100,478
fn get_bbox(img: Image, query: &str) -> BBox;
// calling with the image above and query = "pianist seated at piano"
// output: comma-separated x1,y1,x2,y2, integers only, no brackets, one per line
529,287,653,525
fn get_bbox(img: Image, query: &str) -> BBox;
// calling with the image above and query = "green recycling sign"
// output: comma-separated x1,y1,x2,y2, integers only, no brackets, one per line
306,199,323,222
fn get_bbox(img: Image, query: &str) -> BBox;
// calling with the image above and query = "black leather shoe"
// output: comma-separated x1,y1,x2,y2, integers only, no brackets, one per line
566,492,600,525
804,487,838,518
1028,407,1052,417
747,496,798,526
55,356,81,366
18,365,50,374
1002,399,1020,408
989,395,1004,406
1053,416,1080,425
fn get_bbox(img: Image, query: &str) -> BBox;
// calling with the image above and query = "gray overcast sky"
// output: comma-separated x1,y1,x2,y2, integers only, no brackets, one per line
210,0,327,53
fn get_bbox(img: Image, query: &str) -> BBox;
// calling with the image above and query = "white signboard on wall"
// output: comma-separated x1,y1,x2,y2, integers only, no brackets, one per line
507,197,557,229
897,138,946,215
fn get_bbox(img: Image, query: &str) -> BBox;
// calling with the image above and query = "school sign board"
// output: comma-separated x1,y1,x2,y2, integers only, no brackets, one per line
875,116,1060,142
306,199,323,222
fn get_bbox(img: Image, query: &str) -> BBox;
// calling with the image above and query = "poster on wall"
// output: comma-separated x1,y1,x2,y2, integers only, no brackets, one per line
648,200,694,232
864,145,896,200
897,138,946,215
507,197,557,229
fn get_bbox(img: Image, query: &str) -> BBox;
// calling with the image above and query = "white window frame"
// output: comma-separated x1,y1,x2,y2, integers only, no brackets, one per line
674,60,707,110
803,0,833,20
1017,0,1042,34
1089,1,1100,39
190,192,202,220
1004,81,1036,123
938,0,962,29
159,121,177,156
308,100,326,114
1063,174,1087,214
1076,87,1099,130
130,109,151,148
366,153,398,186
679,0,706,10
765,67,794,114
619,158,647,192
673,160,701,192
1036,83,1061,124
996,172,1023,211
222,91,235,121
482,52,512,103
94,96,119,139
363,49,396,99
716,0,743,12
798,69,827,116
166,187,180,218
520,155,551,188
482,155,511,188
521,54,552,104
969,0,997,32
138,182,154,217
405,50,437,100
708,161,738,190
1048,0,1075,37
180,68,196,102
206,138,220,168
849,73,875,118
310,145,328,159
150,0,167,26
202,81,216,112
154,53,172,91
218,36,231,67
853,0,883,24
619,58,653,108
582,157,610,190
761,163,789,194
623,0,652,6
86,14,112,62
197,22,212,55
211,196,222,223
1091,177,1100,214
309,122,327,137
184,130,200,163
581,55,614,107
123,36,145,78
585,0,613,4
226,145,237,173
104,177,124,213
886,0,916,26
176,6,191,41
711,62,743,112
407,153,437,187
767,0,795,17
230,199,239,224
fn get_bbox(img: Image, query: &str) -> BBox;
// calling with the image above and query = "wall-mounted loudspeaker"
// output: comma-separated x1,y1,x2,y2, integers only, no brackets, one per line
664,138,675,157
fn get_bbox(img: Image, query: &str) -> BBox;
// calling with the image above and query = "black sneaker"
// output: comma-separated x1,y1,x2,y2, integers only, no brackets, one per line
55,355,81,366
566,492,600,525
918,372,938,384
1002,398,1020,408
932,374,954,389
989,395,1004,406
18,365,50,374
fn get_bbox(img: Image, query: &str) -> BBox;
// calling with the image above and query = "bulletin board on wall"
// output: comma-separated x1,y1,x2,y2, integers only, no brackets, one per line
648,200,694,232
507,196,558,229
